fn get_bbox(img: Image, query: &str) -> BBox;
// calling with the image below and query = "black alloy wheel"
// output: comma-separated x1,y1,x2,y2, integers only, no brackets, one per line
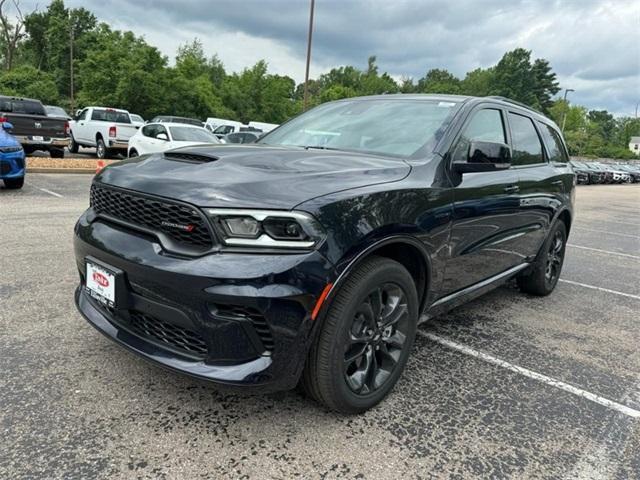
344,283,410,395
518,220,567,296
302,256,418,414
544,230,564,287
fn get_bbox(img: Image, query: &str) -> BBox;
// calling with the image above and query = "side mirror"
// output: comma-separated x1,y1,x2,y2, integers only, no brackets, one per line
2,121,13,130
454,141,511,173
156,133,169,141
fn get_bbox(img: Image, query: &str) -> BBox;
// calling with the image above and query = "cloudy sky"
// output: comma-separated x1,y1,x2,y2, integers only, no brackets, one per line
15,0,640,116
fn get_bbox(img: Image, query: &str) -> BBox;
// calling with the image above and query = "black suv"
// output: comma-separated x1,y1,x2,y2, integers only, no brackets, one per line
74,94,574,413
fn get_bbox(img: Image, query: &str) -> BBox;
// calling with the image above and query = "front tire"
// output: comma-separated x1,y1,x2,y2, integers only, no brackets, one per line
128,149,138,158
517,220,567,296
302,256,418,414
4,177,24,189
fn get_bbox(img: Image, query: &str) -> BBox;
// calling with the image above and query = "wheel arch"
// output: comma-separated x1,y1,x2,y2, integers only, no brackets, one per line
556,208,572,235
325,236,432,318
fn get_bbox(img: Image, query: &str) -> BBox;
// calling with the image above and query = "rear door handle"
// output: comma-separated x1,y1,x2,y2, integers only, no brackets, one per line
504,185,519,193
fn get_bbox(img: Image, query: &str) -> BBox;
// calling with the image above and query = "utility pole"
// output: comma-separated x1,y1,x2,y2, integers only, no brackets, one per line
302,0,315,111
69,12,75,115
560,88,574,132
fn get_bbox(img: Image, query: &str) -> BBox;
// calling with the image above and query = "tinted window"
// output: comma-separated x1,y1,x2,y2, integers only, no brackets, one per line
538,122,568,163
130,114,144,123
91,109,131,123
141,125,157,137
169,126,218,142
508,113,544,165
261,99,460,158
0,98,45,115
452,109,505,162
225,133,243,143
214,125,235,135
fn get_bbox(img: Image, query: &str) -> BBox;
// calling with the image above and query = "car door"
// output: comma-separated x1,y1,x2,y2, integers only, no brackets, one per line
515,118,573,256
441,106,523,294
73,108,90,143
507,112,565,259
147,124,169,153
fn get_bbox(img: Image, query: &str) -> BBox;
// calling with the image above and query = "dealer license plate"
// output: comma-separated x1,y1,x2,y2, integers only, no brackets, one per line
85,260,116,307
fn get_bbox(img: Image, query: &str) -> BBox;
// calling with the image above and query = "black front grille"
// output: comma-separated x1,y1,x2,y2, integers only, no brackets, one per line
127,310,208,358
90,184,214,251
214,304,274,351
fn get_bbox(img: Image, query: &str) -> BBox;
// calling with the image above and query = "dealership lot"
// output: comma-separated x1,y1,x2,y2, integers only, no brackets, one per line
1,176,638,479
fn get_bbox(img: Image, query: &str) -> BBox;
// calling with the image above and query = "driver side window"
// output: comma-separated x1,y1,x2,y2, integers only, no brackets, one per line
452,109,506,162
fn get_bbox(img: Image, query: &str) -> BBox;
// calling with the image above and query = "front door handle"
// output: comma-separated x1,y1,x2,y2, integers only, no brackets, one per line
504,185,520,193
551,180,563,186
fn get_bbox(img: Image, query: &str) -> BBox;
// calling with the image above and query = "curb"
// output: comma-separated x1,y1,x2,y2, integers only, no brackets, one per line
27,168,96,174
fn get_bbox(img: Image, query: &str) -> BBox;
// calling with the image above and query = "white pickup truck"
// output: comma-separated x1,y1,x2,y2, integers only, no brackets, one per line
69,107,139,159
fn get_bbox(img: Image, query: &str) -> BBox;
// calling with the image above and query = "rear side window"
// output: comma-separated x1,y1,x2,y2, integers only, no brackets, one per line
452,109,506,162
538,123,569,163
508,113,544,165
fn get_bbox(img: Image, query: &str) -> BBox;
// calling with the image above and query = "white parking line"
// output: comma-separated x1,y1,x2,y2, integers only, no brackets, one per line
417,331,640,419
26,182,63,198
567,244,640,259
573,227,640,239
559,279,640,301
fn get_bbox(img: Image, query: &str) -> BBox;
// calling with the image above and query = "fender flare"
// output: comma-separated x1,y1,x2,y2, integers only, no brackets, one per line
314,234,433,324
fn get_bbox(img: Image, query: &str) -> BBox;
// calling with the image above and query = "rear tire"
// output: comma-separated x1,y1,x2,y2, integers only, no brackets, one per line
517,220,567,296
96,137,109,159
302,256,418,414
4,177,24,189
69,134,79,153
50,148,64,158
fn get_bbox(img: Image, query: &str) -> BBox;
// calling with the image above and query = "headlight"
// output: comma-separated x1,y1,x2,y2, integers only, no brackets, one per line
0,146,23,153
207,209,325,249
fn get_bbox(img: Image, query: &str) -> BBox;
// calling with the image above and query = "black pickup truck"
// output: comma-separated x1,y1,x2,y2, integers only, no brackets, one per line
0,96,70,158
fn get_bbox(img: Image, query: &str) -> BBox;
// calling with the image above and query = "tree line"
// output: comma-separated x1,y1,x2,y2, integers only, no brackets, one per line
0,0,638,159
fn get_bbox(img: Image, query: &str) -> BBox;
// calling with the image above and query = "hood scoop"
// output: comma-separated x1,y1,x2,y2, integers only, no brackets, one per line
163,152,219,164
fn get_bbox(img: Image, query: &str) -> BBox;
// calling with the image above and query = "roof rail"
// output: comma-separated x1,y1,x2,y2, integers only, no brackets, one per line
486,96,544,115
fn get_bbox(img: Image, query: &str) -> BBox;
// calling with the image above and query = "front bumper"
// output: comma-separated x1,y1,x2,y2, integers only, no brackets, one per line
74,211,336,392
15,135,69,148
0,151,26,178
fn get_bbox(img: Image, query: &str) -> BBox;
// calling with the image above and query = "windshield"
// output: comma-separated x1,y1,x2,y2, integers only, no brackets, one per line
169,126,219,143
259,98,460,158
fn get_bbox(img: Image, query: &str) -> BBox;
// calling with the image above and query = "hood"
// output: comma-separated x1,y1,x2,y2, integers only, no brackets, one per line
95,144,411,209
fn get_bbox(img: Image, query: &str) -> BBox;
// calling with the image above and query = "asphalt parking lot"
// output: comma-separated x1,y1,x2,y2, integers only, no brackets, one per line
1,175,638,479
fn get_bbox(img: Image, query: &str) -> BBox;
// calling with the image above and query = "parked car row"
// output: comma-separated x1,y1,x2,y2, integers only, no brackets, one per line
570,160,640,184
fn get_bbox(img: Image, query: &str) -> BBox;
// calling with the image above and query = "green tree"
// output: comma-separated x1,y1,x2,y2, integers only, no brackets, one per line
0,64,59,103
461,68,493,96
416,68,460,94
489,48,559,112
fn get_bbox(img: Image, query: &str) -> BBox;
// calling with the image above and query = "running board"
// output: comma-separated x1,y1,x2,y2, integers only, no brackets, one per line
429,263,530,310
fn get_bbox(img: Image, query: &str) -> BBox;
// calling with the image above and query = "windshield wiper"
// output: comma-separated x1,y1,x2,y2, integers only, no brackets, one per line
303,145,343,151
